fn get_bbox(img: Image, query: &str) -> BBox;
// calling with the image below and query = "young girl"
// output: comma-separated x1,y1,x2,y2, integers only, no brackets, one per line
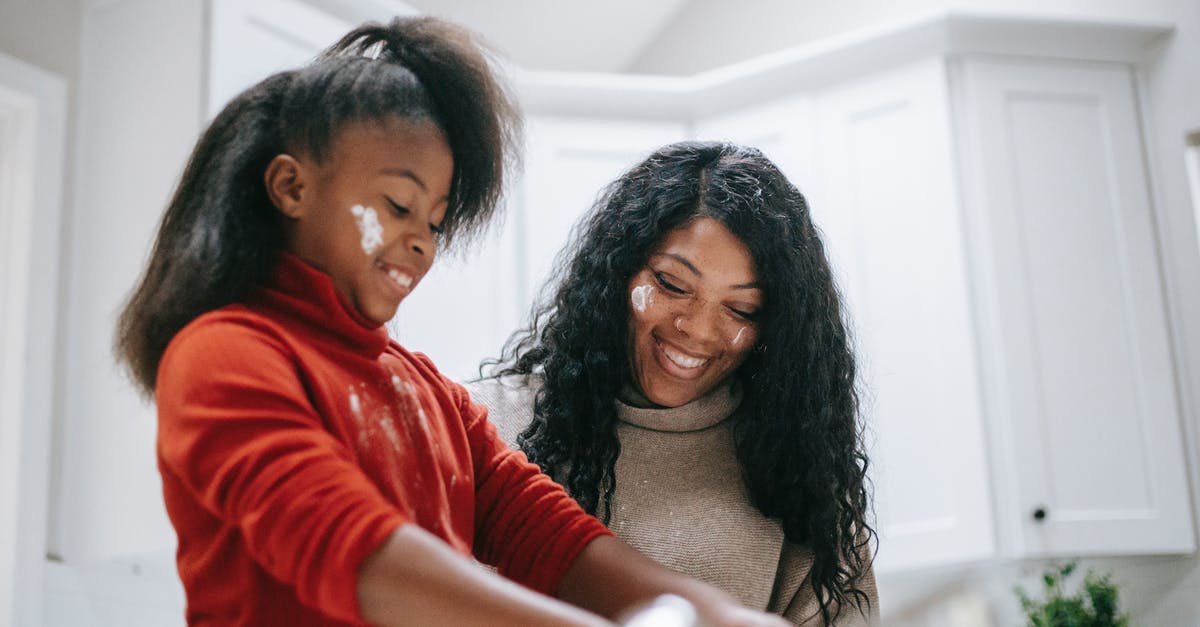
115,17,788,627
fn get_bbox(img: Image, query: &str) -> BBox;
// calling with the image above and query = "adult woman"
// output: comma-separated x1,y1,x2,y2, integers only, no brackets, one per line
469,141,878,625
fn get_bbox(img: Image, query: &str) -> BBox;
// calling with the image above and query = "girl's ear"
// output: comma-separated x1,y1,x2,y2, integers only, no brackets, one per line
264,154,309,219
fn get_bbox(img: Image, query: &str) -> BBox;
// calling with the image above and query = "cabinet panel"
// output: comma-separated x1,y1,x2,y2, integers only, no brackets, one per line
693,93,817,200
518,116,688,309
956,57,1194,555
815,60,995,574
208,0,356,115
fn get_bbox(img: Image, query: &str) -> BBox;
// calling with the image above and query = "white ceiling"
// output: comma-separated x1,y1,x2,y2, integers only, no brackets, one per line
397,0,694,73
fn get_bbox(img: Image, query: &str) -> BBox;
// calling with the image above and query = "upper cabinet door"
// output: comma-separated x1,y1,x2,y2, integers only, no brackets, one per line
693,92,817,199
812,59,996,574
208,0,355,116
518,116,688,309
955,57,1195,556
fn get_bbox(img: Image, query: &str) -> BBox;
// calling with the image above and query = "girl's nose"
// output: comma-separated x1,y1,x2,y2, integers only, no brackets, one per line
406,229,435,259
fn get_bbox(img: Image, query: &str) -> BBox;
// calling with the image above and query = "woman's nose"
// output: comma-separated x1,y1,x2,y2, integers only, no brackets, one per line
673,307,720,342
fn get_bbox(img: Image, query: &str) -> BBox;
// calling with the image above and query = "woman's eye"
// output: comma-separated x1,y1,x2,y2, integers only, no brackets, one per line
729,307,759,322
429,223,444,235
653,271,686,294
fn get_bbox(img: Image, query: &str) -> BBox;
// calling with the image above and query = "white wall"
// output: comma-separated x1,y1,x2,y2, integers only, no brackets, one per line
53,0,204,562
0,2,80,625
0,0,83,81
633,1,1200,625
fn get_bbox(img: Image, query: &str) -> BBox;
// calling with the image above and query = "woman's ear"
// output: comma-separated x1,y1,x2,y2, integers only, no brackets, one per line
264,154,308,219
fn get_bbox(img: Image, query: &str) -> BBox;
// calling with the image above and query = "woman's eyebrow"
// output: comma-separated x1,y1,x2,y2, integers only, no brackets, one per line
657,253,701,276
654,253,761,290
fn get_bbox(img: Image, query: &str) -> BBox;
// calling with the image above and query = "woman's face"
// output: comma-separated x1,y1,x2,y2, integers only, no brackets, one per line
626,217,763,408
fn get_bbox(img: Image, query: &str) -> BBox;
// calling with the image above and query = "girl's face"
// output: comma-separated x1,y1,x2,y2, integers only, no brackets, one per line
278,118,453,326
626,217,763,408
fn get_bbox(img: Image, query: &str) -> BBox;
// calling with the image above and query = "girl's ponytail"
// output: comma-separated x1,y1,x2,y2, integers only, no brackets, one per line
116,73,292,395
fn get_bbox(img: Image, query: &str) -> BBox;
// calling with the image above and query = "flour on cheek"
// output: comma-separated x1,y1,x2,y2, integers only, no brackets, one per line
731,326,749,348
350,204,384,255
630,284,654,314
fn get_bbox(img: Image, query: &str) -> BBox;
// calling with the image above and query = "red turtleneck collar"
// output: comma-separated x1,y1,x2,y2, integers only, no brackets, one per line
250,252,391,358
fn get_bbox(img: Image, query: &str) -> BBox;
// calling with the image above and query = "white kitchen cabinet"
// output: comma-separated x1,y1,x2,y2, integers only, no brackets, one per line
517,116,689,308
208,0,359,115
692,92,817,193
812,59,997,574
696,63,998,575
694,52,1194,572
954,56,1195,557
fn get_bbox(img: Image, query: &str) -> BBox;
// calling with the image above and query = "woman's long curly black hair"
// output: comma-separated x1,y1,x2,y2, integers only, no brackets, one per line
116,17,520,395
488,141,875,623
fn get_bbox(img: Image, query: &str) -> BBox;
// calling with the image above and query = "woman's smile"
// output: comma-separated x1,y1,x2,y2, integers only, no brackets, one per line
653,334,712,377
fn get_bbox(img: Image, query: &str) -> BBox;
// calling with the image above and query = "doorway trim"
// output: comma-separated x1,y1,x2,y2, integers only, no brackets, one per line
0,51,67,627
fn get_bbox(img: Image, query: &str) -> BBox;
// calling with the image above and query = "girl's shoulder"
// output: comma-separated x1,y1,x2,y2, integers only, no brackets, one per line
156,304,302,395
166,304,292,358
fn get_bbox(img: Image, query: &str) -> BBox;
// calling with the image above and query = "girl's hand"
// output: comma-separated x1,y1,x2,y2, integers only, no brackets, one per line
620,594,789,627
704,605,792,627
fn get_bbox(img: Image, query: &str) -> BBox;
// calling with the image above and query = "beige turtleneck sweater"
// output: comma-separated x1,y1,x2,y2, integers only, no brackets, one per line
466,375,879,625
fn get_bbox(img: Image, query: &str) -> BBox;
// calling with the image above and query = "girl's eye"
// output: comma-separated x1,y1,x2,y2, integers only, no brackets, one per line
385,198,409,217
653,271,686,295
429,223,444,235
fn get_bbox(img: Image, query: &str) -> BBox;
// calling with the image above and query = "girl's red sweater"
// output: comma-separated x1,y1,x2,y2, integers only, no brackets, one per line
155,253,610,625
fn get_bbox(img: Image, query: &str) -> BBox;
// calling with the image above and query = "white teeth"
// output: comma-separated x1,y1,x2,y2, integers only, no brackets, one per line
661,344,707,369
386,267,413,289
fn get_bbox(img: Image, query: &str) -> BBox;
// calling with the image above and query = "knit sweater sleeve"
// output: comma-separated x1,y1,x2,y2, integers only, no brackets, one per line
155,316,407,624
439,372,611,595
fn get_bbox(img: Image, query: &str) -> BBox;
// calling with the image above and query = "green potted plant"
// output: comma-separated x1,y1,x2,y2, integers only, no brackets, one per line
1015,561,1129,627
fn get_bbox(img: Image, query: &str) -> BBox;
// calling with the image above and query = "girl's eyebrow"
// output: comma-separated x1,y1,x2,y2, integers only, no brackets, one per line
652,253,761,290
380,168,427,192
379,168,450,203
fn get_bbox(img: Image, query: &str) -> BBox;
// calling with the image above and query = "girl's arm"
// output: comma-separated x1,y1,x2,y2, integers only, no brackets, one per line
558,534,792,627
358,526,790,627
358,524,609,627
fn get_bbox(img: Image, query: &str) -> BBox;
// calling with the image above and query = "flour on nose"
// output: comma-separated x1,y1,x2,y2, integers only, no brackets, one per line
350,204,383,254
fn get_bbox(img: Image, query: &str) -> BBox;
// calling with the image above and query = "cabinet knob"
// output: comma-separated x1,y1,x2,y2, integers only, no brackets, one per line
1032,506,1048,522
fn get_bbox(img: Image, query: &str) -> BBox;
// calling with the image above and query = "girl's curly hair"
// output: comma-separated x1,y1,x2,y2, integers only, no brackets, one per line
488,140,875,623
